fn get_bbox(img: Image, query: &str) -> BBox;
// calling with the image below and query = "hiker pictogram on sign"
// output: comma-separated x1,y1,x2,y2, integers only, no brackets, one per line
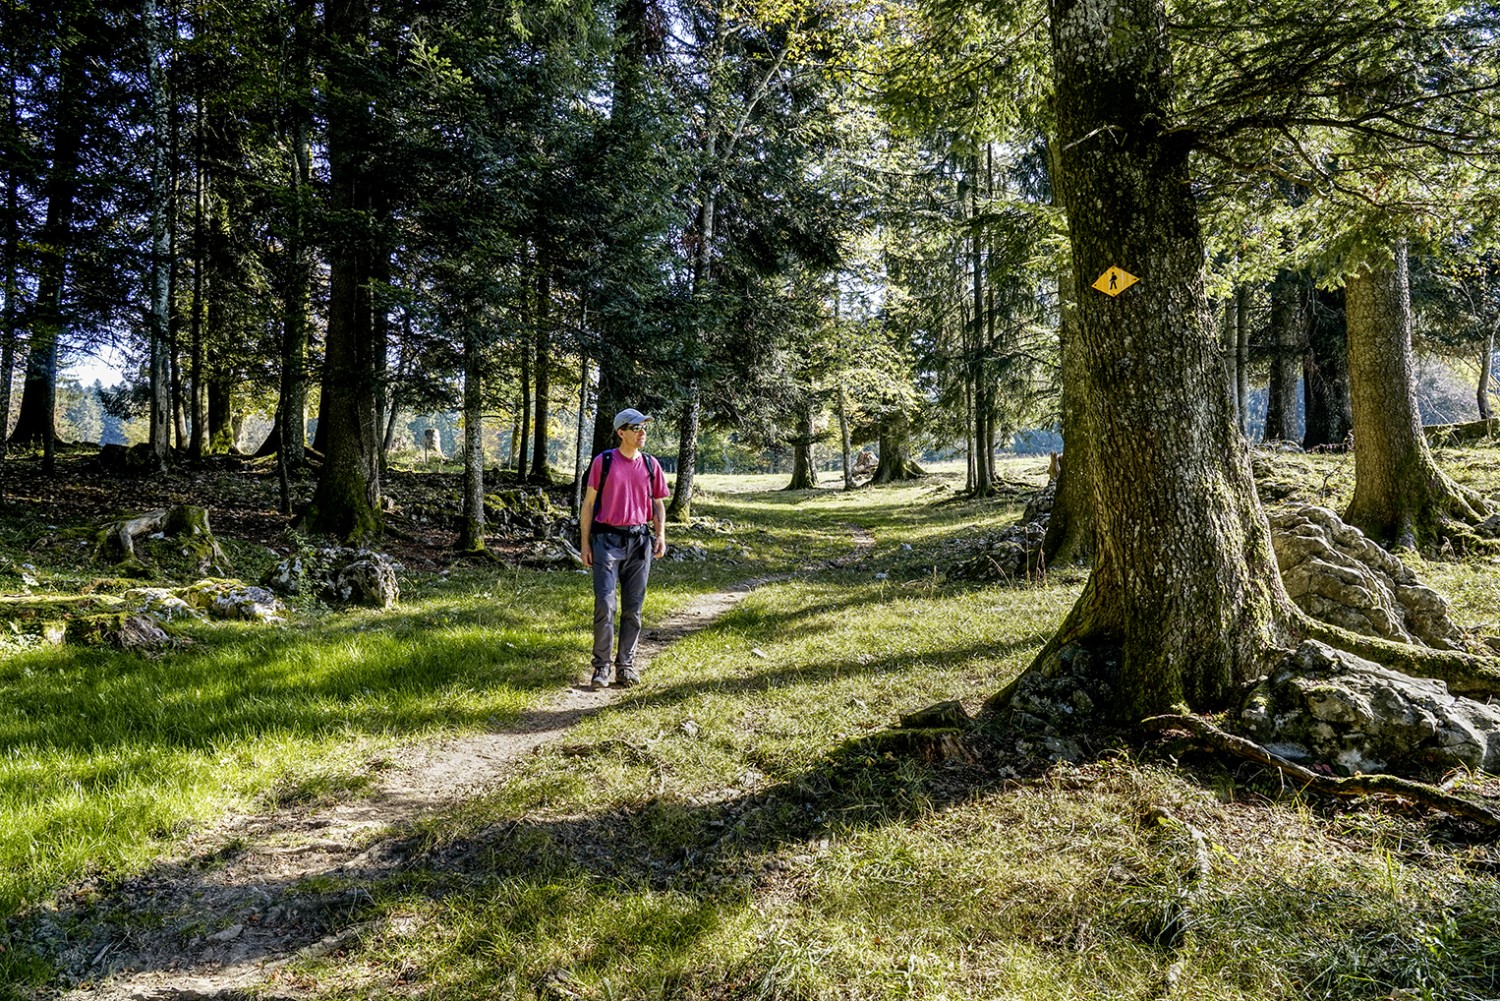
1092,266,1138,297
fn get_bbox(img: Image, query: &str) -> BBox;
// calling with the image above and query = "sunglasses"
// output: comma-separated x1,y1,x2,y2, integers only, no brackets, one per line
620,423,648,433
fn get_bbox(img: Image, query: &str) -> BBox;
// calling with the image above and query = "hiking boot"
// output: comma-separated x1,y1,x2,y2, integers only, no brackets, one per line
617,671,641,688
590,671,611,691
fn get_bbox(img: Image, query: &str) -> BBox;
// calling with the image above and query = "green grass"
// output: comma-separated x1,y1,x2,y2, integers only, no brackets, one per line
6,456,1500,999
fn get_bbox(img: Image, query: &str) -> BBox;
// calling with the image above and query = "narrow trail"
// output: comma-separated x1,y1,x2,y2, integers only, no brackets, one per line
24,582,767,1001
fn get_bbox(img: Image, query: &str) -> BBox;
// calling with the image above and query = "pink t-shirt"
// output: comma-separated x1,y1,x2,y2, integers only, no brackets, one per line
588,449,669,526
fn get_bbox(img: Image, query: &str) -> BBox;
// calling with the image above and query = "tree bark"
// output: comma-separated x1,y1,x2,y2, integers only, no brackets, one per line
1344,241,1486,548
1041,239,1094,566
1302,285,1352,450
1479,321,1496,422
276,20,314,468
458,329,485,552
1262,271,1305,442
1235,284,1250,433
144,0,172,469
667,382,701,521
516,339,531,481
1,60,20,460
1001,0,1299,719
837,382,853,491
207,375,233,453
529,257,551,484
11,20,87,468
870,411,925,484
305,0,382,539
786,402,817,490
187,89,206,460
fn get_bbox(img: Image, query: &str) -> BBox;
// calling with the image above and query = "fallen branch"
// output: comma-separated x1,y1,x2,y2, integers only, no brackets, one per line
1143,713,1500,832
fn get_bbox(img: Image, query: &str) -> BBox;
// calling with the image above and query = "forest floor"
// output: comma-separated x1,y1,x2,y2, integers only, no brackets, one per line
2,445,1500,1000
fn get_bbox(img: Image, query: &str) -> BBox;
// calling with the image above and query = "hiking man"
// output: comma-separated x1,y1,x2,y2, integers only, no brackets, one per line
580,407,669,690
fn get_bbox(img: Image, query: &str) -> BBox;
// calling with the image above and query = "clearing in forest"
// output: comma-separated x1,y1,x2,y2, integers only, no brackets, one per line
3,454,1500,1000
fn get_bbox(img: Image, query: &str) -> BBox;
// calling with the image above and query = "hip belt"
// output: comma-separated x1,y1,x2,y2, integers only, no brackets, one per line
593,523,653,540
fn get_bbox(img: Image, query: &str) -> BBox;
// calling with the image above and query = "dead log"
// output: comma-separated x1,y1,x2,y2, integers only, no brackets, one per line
1143,714,1500,832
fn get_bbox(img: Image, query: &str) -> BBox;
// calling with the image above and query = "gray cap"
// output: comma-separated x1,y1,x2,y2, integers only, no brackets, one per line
613,408,652,430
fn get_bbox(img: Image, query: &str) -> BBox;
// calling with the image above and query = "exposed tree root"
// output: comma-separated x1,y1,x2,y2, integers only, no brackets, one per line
1295,610,1500,697
1143,714,1500,833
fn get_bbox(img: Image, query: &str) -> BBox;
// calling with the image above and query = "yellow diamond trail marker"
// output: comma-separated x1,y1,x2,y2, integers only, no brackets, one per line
1092,266,1138,297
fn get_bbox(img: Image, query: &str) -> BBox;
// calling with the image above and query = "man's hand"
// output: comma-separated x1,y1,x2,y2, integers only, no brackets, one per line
581,539,593,567
654,535,666,558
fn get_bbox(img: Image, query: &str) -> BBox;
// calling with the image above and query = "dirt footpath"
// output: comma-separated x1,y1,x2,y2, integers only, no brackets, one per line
22,584,759,1001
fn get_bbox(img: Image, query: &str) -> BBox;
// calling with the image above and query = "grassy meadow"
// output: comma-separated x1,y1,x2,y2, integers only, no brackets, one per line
3,452,1500,998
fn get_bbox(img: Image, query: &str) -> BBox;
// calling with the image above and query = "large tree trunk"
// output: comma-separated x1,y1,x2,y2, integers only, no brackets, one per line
305,0,381,539
11,23,87,468
1302,285,1352,450
1262,271,1305,443
1344,242,1486,548
870,411,925,484
207,375,234,453
785,402,817,491
667,382,701,521
1002,0,1299,719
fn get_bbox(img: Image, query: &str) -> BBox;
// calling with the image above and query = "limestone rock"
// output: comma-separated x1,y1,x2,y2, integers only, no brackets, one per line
182,579,287,623
262,548,400,609
1240,640,1500,776
122,587,204,623
327,553,399,609
1269,505,1465,650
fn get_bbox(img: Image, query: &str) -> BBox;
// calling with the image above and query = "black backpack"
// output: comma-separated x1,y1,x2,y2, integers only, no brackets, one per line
593,448,660,523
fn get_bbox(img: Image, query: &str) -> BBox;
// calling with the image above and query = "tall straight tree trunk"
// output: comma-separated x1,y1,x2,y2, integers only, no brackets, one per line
1302,285,1352,450
1344,242,1485,547
1262,271,1304,442
1235,284,1250,434
837,383,853,491
1221,295,1238,428
574,353,591,517
529,257,551,484
144,0,171,468
278,60,314,467
458,328,485,552
967,161,992,496
669,173,716,521
1479,323,1496,421
998,0,1298,719
11,22,86,468
306,0,381,539
1,62,21,459
187,90,206,459
667,383,701,519
516,340,531,481
1042,239,1095,566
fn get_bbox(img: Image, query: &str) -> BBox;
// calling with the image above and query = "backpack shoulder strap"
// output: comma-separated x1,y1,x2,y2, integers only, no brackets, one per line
592,449,614,519
644,453,659,511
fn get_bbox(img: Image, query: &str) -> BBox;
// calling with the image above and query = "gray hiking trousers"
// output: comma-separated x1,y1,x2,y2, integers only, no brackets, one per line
591,529,654,678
